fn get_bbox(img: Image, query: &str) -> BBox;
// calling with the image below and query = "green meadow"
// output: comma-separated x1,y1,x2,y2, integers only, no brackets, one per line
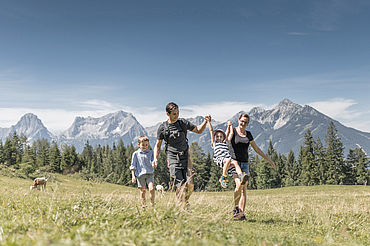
0,175,368,246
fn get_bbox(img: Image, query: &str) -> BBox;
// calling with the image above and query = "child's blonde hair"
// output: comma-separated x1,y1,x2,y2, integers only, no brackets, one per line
138,136,149,144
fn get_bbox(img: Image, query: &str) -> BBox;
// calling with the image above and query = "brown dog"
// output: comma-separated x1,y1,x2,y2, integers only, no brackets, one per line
30,177,48,191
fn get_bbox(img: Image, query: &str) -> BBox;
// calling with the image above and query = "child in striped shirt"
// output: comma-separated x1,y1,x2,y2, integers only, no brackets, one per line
207,120,247,188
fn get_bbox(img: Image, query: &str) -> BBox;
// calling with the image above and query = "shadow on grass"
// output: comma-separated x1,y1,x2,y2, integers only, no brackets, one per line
243,218,303,225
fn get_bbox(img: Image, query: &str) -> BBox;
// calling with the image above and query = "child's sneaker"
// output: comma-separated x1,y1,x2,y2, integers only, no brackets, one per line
219,175,228,188
239,173,248,185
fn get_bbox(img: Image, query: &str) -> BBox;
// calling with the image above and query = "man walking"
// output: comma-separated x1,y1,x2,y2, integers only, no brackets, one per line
153,102,210,207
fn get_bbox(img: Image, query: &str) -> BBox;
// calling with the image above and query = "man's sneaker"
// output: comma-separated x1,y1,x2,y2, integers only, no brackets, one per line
219,176,228,188
239,173,248,185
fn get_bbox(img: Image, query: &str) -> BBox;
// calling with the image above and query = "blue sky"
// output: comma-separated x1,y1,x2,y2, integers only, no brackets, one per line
1,0,370,132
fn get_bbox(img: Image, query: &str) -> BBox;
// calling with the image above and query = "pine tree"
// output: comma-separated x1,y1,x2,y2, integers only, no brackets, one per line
95,145,104,176
102,145,114,182
296,146,304,185
314,137,326,184
22,145,36,166
61,145,79,173
267,140,281,188
300,129,317,185
113,139,127,184
283,150,297,186
33,139,50,169
49,142,62,173
205,153,222,191
0,142,4,165
19,144,37,175
3,137,17,166
124,143,136,187
325,121,345,184
190,142,208,191
248,154,258,189
154,149,170,189
81,141,94,174
255,156,273,189
347,148,369,185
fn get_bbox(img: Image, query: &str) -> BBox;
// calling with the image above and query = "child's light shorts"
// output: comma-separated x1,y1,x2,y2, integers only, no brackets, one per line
137,173,154,188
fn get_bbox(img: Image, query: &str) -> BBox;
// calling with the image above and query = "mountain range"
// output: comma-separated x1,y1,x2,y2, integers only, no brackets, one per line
1,99,369,155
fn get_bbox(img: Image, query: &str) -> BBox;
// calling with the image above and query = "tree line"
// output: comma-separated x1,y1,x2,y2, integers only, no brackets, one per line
0,121,368,190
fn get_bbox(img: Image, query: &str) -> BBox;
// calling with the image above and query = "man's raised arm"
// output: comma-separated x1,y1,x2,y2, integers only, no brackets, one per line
192,115,211,134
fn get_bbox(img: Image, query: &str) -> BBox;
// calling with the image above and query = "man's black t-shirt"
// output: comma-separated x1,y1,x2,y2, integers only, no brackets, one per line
157,118,196,153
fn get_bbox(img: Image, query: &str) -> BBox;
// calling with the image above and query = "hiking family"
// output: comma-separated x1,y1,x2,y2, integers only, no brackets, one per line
130,102,275,220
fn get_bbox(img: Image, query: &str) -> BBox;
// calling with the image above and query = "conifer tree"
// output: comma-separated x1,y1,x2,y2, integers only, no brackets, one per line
3,137,17,166
0,142,4,165
49,142,62,173
81,141,94,174
113,139,127,184
347,148,369,185
190,142,208,191
22,145,36,166
95,145,103,176
314,136,326,184
61,145,79,173
296,146,304,185
33,139,50,168
205,153,223,191
248,154,258,190
325,121,345,184
102,145,114,182
283,150,297,186
255,156,273,189
124,143,136,186
154,149,170,189
300,129,317,185
267,140,281,187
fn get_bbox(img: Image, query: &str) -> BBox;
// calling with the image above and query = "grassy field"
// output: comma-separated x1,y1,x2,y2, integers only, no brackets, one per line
0,175,369,246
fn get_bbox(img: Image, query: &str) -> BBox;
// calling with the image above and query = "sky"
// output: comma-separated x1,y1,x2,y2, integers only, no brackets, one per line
1,0,370,133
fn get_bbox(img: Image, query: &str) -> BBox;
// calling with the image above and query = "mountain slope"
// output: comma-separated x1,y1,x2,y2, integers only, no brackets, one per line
0,113,54,142
210,99,370,155
58,111,147,151
1,99,369,156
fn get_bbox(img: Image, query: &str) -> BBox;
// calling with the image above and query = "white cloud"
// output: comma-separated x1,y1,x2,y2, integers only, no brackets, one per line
308,98,370,132
308,98,359,120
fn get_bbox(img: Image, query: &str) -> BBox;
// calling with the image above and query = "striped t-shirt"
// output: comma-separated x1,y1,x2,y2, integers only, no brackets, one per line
213,142,231,161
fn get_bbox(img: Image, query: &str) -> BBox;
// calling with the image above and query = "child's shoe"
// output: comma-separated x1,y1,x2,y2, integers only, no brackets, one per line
239,173,248,185
219,175,228,188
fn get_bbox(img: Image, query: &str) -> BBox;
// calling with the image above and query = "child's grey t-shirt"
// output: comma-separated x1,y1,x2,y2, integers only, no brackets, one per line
130,149,154,177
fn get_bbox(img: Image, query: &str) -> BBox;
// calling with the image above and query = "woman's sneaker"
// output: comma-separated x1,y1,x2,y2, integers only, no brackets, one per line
219,175,228,188
233,206,240,218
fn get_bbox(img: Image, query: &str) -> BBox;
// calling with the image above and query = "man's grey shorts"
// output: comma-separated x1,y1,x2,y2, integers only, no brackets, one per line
137,173,154,188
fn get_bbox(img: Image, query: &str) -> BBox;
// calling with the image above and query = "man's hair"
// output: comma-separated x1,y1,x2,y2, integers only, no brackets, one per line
138,136,149,144
239,113,250,121
166,102,178,114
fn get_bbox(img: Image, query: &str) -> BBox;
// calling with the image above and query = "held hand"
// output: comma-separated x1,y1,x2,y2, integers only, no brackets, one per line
132,177,136,183
227,121,232,126
204,115,211,122
152,160,158,168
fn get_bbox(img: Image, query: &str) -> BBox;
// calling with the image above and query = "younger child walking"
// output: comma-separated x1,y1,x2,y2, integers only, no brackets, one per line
130,136,156,207
207,120,247,188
